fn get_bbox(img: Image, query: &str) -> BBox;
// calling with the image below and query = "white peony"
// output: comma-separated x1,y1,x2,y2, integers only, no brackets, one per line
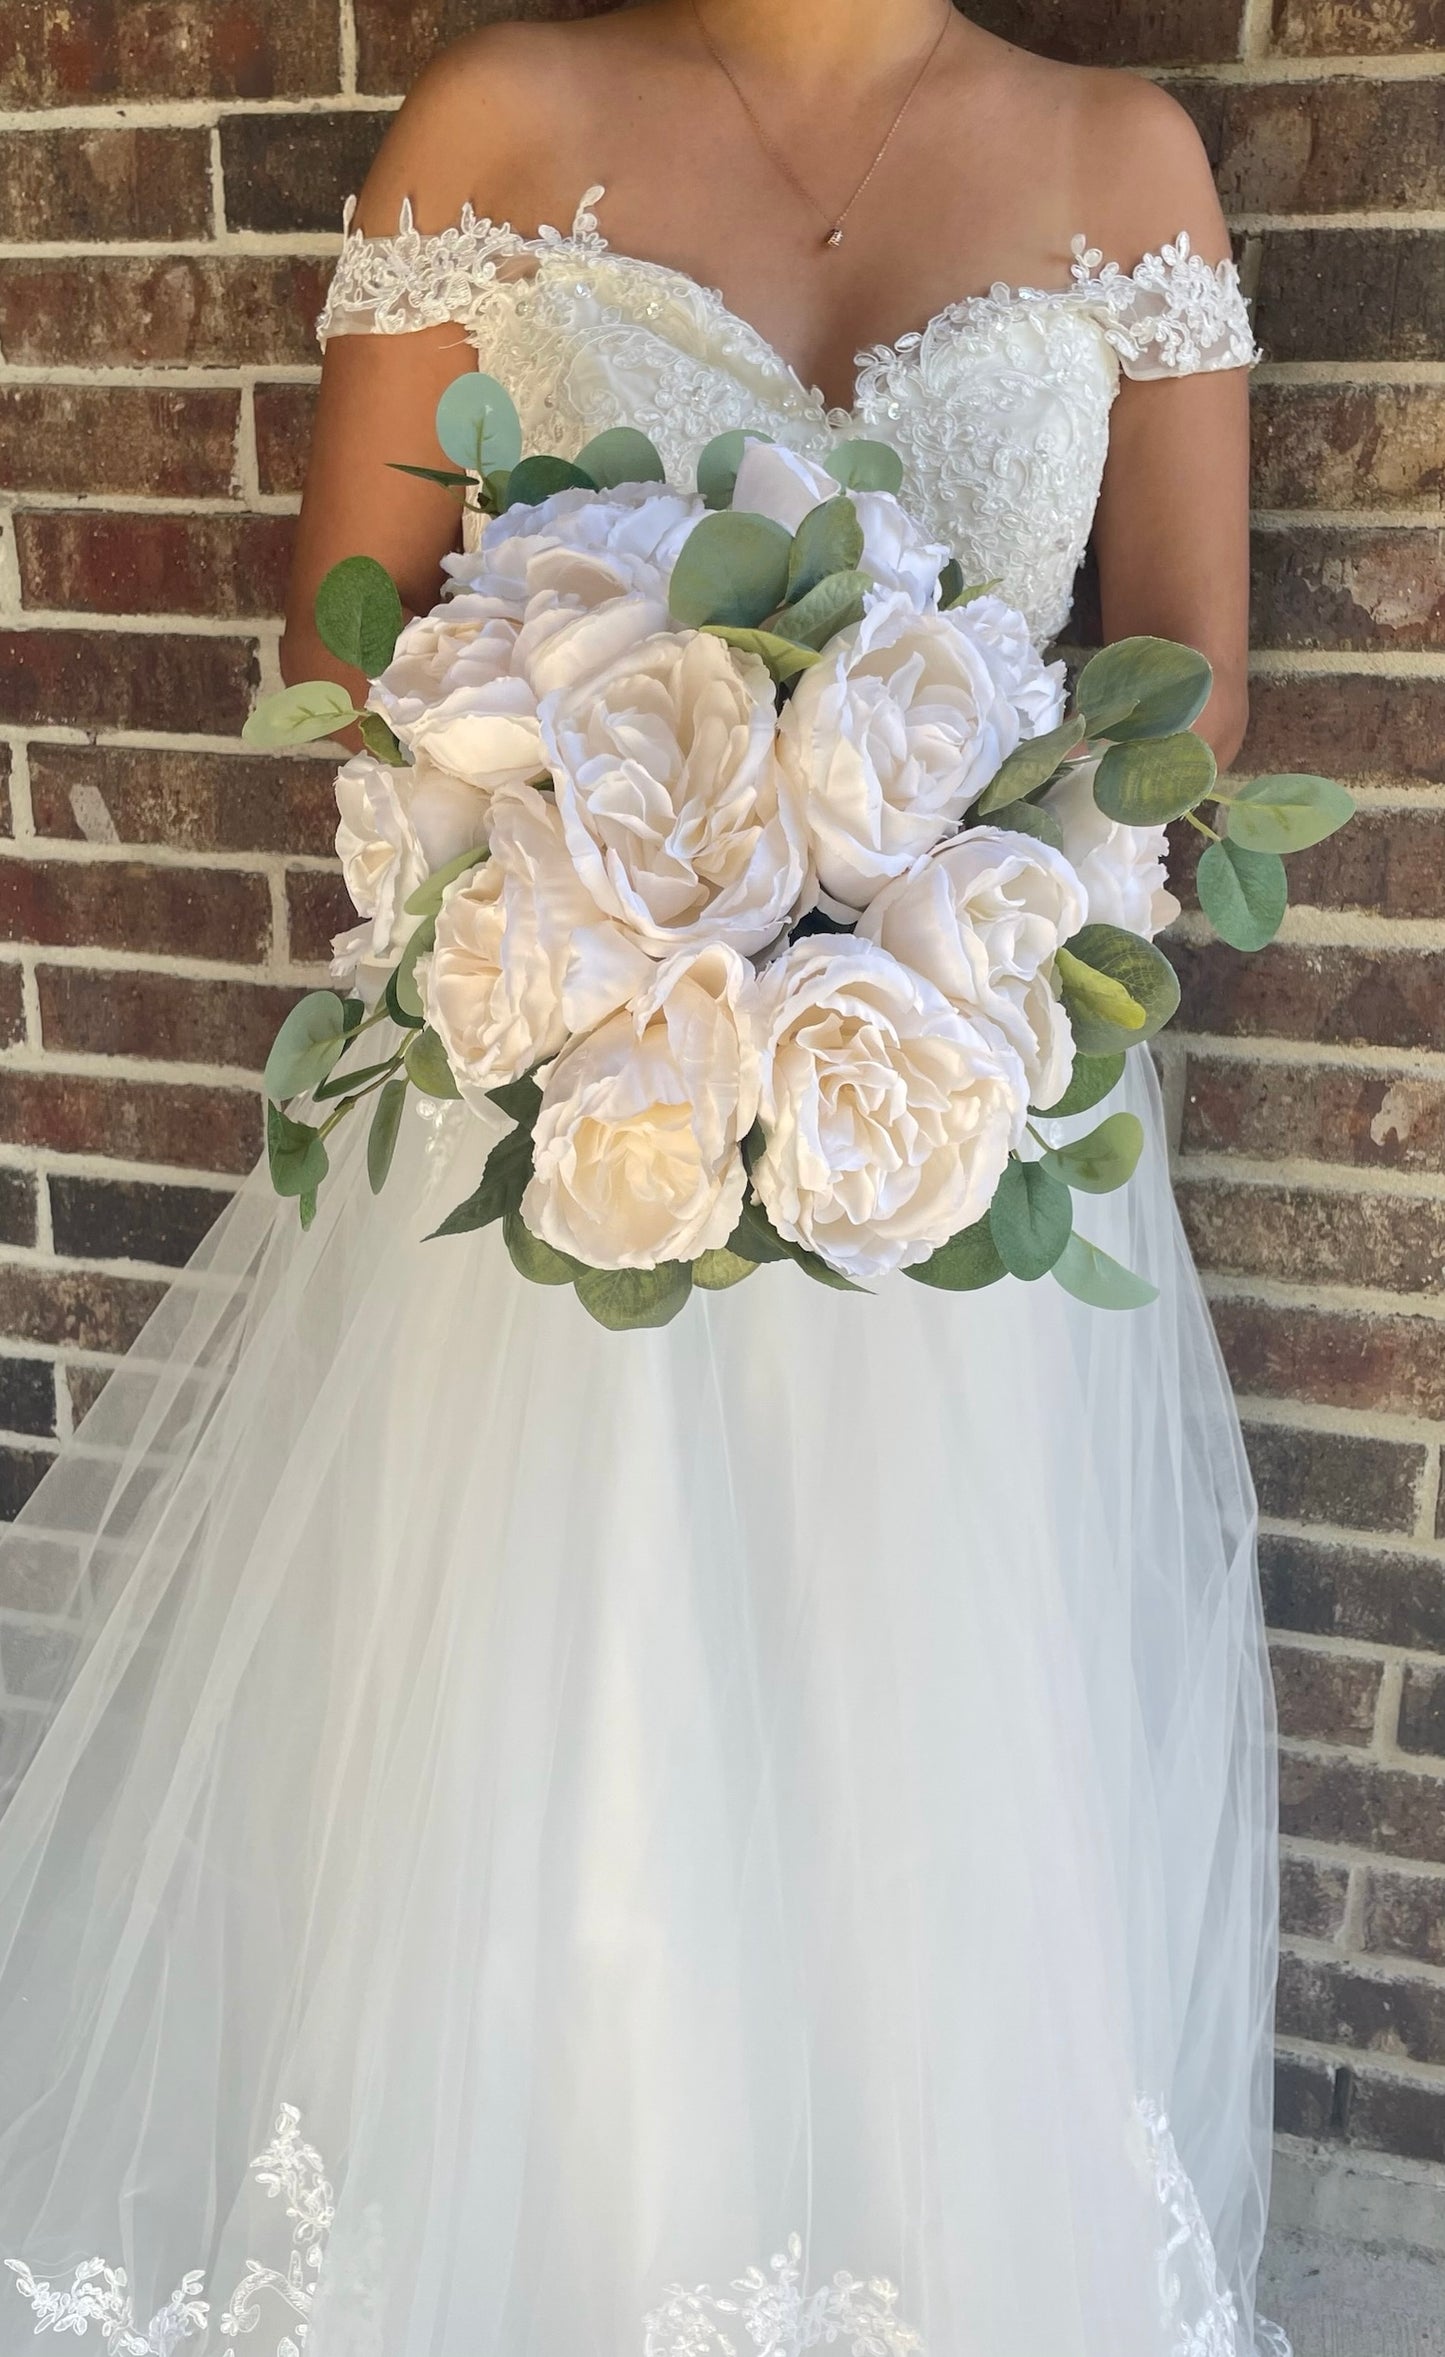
444,481,705,611
751,935,1028,1280
423,784,652,1108
777,590,1025,913
859,827,1086,1110
523,944,760,1269
334,749,488,958
369,593,540,792
541,624,807,957
1043,759,1182,939
730,439,948,610
947,594,1067,743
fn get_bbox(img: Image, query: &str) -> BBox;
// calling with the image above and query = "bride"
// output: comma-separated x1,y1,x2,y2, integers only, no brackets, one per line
0,4,1282,2352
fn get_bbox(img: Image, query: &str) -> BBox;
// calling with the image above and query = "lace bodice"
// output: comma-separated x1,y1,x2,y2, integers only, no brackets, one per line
318,184,1257,646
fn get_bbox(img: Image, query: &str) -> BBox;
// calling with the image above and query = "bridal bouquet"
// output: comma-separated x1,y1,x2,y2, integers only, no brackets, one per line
246,373,1353,1329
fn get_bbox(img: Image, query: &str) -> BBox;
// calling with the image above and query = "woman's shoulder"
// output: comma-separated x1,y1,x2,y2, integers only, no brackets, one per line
1066,65,1230,269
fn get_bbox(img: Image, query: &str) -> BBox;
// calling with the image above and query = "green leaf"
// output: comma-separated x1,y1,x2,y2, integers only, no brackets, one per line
726,1196,794,1263
1222,773,1356,855
988,1159,1073,1281
701,624,822,682
574,1262,694,1330
1040,1109,1144,1195
386,918,435,1027
487,1072,543,1128
786,496,864,601
787,1245,866,1293
977,799,1065,851
770,567,870,651
503,1207,585,1285
366,1076,407,1195
313,1051,400,1103
357,711,408,766
502,454,597,509
387,461,474,491
668,510,794,629
904,1214,1007,1291
427,1121,533,1239
434,371,522,474
267,1102,329,1200
1052,1232,1158,1311
573,427,665,487
973,718,1086,814
1056,923,1180,1054
402,845,488,919
298,1187,318,1231
314,554,404,678
404,1027,460,1100
1195,837,1287,951
692,1246,761,1290
242,679,359,751
937,558,965,609
263,991,348,1101
1093,731,1217,826
1031,1051,1125,1119
1075,636,1213,741
696,428,773,509
825,439,904,494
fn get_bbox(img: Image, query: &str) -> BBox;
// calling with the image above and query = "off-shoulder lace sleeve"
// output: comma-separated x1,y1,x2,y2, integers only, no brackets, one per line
1071,232,1259,379
316,194,533,344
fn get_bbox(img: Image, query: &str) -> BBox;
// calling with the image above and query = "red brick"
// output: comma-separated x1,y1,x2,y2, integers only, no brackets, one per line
1398,1666,1445,1761
1262,1532,1445,1654
286,868,353,965
0,963,22,1051
1181,1177,1445,1296
49,1175,228,1270
1212,1301,1445,1424
1251,526,1445,655
0,1,340,106
0,1263,166,1355
0,860,269,963
0,1072,259,1176
221,110,390,236
0,1357,57,1442
1287,811,1445,922
16,512,295,622
1253,232,1445,364
1205,80,1445,213
0,126,210,242
1183,1057,1445,1176
0,1445,55,1522
1244,1420,1426,1532
1271,1645,1381,1746
1251,385,1445,513
1241,675,1445,787
1281,1852,1350,1941
38,967,300,1070
1271,0,1445,53
28,745,337,858
253,381,317,498
0,384,240,500
1171,943,1445,1055
1362,1868,1445,1969
0,1173,37,1250
1281,1752,1445,1867
355,0,636,92
0,256,333,370
1279,1952,1445,2068
0,630,257,735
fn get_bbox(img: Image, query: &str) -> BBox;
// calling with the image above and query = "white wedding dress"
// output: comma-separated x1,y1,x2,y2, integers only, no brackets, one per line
0,188,1284,2357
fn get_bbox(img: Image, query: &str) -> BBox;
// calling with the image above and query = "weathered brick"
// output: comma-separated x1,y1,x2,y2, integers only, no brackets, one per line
286,868,354,965
1197,80,1445,213
0,1445,54,1522
29,745,337,859
1280,1951,1445,2067
0,1073,260,1176
1271,1644,1381,1746
1274,2049,1336,2139
1362,1868,1445,1970
16,512,295,622
0,745,9,842
221,110,390,236
1282,1752,1445,1867
1347,2069,1445,2166
0,125,210,242
1181,1178,1445,1297
1171,943,1445,1055
64,1366,111,1426
1251,385,1445,513
1398,1667,1445,1761
1251,526,1445,655
49,1175,227,1270
1253,232,1445,364
0,1264,166,1355
0,861,269,963
253,381,318,498
1263,1532,1445,1653
0,1173,37,1252
0,964,22,1052
0,256,333,370
1270,0,1445,54
1288,811,1445,922
1183,1056,1445,1176
0,1,340,106
0,384,240,500
1241,675,1445,787
1212,1301,1445,1424
38,967,299,1071
0,1357,55,1440
1244,1421,1426,1532
0,631,257,736
355,0,649,92
1281,1852,1351,1941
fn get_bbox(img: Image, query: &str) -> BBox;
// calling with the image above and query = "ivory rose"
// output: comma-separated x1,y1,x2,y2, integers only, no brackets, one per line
445,481,705,610
947,594,1067,742
1043,760,1182,939
730,440,948,612
751,936,1028,1280
522,945,760,1268
328,750,489,1000
858,827,1086,1109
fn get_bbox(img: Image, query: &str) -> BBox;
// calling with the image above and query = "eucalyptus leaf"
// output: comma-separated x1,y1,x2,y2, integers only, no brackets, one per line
314,1051,400,1103
434,372,523,474
356,711,409,766
574,1262,694,1330
487,1073,544,1129
263,992,347,1101
786,496,864,601
1075,637,1213,741
696,428,773,509
366,1076,407,1195
503,454,597,509
988,1158,1073,1281
1222,773,1356,855
770,567,870,651
503,1208,585,1285
1031,1051,1125,1119
267,1103,329,1200
404,1027,461,1100
574,426,665,487
824,439,904,494
1056,922,1180,1054
1196,838,1288,950
388,918,436,1025
973,718,1086,814
241,679,359,751
1054,947,1146,1049
668,510,794,629
298,1188,318,1231
1052,1232,1159,1310
402,845,488,919
692,1246,761,1290
1041,1109,1144,1195
314,555,404,678
701,624,822,682
1093,730,1217,826
427,1122,533,1239
904,1214,1007,1291
976,799,1065,851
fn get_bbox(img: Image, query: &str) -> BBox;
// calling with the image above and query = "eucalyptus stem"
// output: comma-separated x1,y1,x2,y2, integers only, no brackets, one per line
317,1054,406,1140
1185,809,1221,842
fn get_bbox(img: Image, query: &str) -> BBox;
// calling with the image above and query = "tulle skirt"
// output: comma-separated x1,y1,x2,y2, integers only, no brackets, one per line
0,1053,1280,2356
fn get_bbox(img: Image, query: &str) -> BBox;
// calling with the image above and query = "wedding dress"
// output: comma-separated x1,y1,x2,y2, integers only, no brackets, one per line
0,186,1285,2357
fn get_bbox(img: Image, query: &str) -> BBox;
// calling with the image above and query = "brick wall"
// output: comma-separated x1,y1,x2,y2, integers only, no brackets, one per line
1,0,1442,2216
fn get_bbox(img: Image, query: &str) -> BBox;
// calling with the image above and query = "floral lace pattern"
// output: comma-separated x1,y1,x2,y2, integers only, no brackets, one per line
316,184,1257,645
643,2234,924,2357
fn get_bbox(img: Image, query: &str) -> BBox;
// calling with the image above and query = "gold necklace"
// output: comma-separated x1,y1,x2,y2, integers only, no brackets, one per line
691,1,954,251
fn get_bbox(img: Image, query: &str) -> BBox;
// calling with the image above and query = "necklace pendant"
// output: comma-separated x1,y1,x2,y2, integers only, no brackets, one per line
825,226,844,249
